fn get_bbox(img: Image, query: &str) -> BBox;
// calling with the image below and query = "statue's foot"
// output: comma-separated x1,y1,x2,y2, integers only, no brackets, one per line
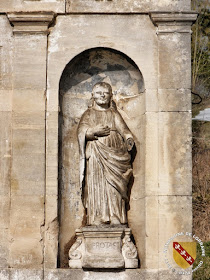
110,216,121,225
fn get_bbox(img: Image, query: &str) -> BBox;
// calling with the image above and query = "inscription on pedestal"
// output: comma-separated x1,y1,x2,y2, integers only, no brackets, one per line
86,238,121,256
92,241,120,249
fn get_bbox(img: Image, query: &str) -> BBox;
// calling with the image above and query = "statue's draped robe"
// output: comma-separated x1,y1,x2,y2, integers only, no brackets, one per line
78,107,133,225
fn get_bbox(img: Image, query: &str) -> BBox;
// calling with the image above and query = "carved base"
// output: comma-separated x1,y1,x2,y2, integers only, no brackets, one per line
69,227,138,269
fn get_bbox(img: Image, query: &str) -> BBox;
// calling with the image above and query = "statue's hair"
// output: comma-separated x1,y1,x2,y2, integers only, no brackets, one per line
92,82,112,95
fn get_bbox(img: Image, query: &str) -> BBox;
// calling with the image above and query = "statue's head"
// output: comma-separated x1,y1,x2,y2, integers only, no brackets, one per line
92,82,112,107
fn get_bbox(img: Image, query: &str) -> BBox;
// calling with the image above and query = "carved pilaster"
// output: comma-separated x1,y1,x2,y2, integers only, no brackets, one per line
7,12,55,35
150,12,197,34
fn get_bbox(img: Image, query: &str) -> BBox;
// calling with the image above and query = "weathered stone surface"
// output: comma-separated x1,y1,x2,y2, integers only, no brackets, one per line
0,15,13,270
145,196,159,269
69,227,138,269
48,15,158,92
145,112,159,196
158,196,192,269
158,89,191,112
0,0,65,13
66,0,191,13
158,33,191,89
0,268,193,280
45,110,59,268
0,269,9,280
13,36,47,90
7,12,55,35
44,268,192,280
0,229,9,268
0,3,195,275
0,16,13,91
10,269,43,280
0,112,12,197
8,14,50,269
158,112,192,195
9,239,44,269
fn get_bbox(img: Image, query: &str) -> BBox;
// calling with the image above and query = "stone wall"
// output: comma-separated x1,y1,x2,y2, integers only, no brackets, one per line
0,0,197,279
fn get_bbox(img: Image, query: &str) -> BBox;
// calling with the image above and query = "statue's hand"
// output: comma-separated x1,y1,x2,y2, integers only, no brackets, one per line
93,125,110,137
126,138,134,151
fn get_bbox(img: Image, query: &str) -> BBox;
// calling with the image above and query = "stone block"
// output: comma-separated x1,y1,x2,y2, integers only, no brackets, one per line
44,268,192,280
0,196,10,229
158,33,191,89
158,112,192,195
0,229,9,268
145,196,159,269
0,16,13,91
0,0,65,13
44,216,59,269
45,196,58,225
11,179,44,196
12,111,45,129
13,90,45,112
46,166,58,197
46,89,59,112
159,89,191,112
12,128,45,156
9,195,44,240
158,195,192,269
0,269,9,280
66,0,191,13
46,111,58,132
0,90,12,111
127,198,145,266
12,153,45,181
9,238,43,268
145,89,158,112
0,111,11,196
145,112,159,196
13,35,47,90
10,269,43,280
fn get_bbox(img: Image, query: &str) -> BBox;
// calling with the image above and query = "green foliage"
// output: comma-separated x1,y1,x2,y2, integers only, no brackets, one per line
191,3,210,279
192,1,210,98
193,241,210,279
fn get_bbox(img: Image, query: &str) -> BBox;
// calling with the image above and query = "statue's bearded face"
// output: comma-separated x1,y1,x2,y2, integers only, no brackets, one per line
92,85,112,106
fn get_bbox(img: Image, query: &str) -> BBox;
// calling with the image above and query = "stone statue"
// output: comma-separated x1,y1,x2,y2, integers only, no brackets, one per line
69,82,138,269
77,82,135,226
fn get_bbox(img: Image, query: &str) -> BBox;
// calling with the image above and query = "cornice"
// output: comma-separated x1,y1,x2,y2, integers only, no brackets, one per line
7,12,55,34
150,12,198,34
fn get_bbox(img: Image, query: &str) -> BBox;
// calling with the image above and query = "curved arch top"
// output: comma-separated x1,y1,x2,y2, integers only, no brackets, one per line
59,47,145,99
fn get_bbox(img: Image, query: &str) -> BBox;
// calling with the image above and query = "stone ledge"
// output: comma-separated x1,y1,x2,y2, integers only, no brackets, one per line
150,12,197,34
0,268,192,280
7,12,55,34
150,12,198,25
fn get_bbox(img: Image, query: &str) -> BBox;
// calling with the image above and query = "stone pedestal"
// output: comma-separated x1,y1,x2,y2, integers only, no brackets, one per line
69,227,138,269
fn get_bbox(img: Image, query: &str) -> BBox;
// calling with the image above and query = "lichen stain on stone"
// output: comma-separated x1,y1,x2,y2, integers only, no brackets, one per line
11,178,19,192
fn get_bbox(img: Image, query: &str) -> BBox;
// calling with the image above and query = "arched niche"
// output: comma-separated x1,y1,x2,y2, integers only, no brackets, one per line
58,47,145,267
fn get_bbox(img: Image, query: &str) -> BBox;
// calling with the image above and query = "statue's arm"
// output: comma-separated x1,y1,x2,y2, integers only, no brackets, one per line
115,111,134,151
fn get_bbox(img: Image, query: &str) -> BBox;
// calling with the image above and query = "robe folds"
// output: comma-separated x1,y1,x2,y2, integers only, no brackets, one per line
78,107,133,225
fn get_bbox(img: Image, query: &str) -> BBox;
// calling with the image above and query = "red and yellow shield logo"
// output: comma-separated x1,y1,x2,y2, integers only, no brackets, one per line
173,242,197,269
